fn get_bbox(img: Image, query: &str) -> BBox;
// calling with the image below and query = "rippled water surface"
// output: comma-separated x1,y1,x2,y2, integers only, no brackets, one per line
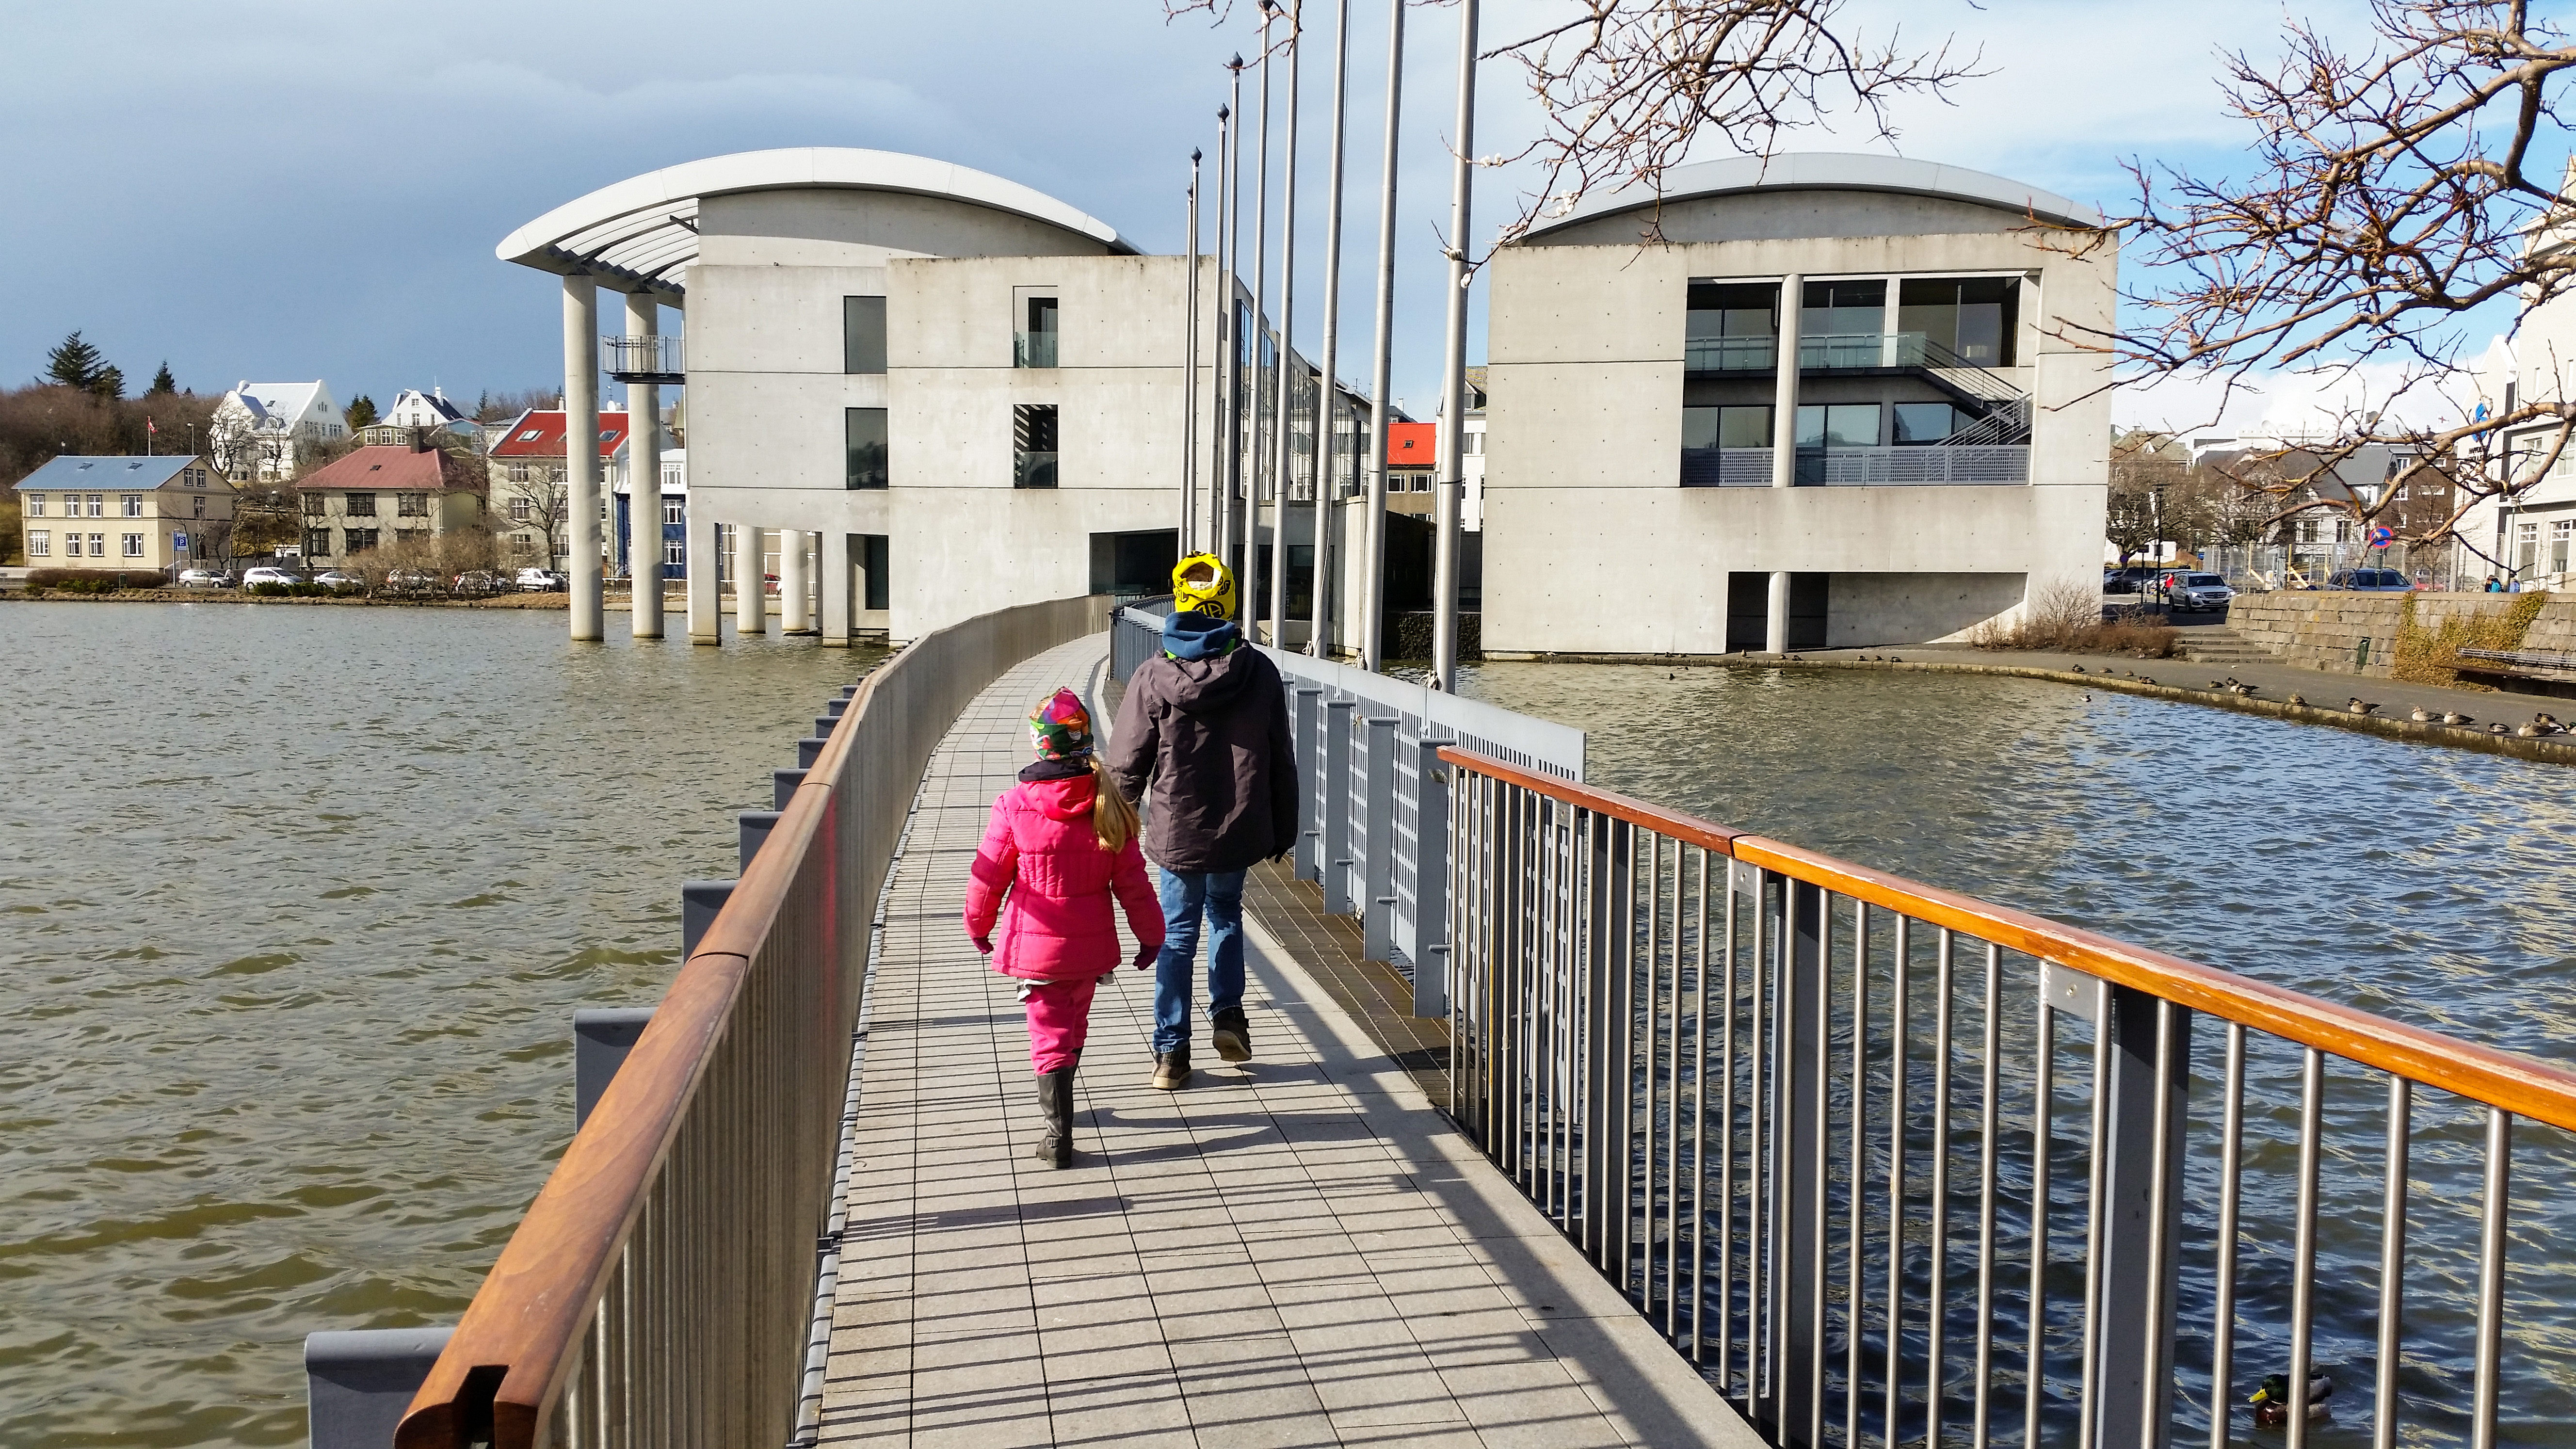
0,603,876,1446
1456,661,2576,1444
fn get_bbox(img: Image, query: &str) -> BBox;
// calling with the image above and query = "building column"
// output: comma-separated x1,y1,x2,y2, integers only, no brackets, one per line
1766,569,1790,656
780,529,813,634
734,524,763,635
625,291,664,641
686,508,719,644
564,275,605,641
819,530,853,647
1769,271,1803,491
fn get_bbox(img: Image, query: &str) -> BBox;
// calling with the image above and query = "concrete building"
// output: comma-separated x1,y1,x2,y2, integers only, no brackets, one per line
496,147,1219,646
16,455,234,569
291,440,487,565
1480,152,2113,655
209,380,344,481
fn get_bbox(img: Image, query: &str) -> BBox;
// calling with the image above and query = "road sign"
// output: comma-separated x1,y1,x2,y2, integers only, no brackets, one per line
2369,527,2394,548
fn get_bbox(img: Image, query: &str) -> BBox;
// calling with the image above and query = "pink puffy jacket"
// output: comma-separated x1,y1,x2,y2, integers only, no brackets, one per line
964,775,1165,981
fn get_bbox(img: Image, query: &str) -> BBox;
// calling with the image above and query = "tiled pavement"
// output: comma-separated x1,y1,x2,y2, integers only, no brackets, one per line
817,635,1756,1449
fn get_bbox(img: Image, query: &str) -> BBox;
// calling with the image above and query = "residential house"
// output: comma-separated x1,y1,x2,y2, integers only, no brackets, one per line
15,455,235,569
209,380,343,481
487,406,629,568
612,447,690,580
291,439,487,564
1462,366,1488,532
381,387,484,449
1384,421,1436,517
2467,321,2576,587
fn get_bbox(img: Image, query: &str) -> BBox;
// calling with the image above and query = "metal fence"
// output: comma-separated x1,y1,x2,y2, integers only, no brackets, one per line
392,595,1114,1449
2197,543,2464,593
1444,746,2576,1449
1110,603,1584,1015
1681,447,2031,487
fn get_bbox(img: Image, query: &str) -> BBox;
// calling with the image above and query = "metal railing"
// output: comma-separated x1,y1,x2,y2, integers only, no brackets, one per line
601,334,683,380
1109,603,1583,1014
393,595,1114,1449
1443,745,2576,1449
1682,446,2030,487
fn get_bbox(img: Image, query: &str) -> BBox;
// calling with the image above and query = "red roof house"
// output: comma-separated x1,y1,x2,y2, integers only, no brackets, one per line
1385,421,1437,470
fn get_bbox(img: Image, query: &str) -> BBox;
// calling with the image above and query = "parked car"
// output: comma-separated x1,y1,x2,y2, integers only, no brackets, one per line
2163,571,2237,612
2326,567,2415,593
452,569,509,596
515,567,566,592
383,567,439,594
176,567,235,589
2103,566,2156,594
314,569,366,590
241,565,304,587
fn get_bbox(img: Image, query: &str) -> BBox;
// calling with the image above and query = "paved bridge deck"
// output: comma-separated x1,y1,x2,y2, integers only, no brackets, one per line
817,636,1750,1449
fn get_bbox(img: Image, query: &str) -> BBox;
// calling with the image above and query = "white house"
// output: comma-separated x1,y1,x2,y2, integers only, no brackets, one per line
384,387,481,444
209,380,343,481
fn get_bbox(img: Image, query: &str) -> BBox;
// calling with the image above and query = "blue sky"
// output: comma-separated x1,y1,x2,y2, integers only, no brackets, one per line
0,0,2482,430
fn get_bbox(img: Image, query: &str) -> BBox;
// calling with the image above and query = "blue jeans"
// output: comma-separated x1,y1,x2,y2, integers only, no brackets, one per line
1153,867,1246,1055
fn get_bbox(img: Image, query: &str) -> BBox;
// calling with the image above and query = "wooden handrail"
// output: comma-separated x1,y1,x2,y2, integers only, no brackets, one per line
1440,745,2576,1134
396,711,844,1448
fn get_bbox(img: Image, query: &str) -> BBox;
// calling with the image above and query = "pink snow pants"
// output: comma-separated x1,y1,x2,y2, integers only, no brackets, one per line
1020,977,1101,1075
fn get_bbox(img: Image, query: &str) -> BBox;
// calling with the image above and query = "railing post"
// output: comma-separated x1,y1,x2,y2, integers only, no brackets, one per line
1409,733,1453,1017
1322,699,1355,913
739,810,782,873
1582,810,1614,1269
1764,877,1826,1449
681,879,735,958
1361,715,1397,961
1294,684,1323,881
574,1008,657,1127
773,769,807,810
306,1327,455,1449
2091,982,2194,1449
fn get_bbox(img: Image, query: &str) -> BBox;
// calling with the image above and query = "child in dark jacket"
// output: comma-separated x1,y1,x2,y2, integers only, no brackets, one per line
965,689,1164,1167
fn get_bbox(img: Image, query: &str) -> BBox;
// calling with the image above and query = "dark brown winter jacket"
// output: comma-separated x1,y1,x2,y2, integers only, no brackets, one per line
1107,615,1299,874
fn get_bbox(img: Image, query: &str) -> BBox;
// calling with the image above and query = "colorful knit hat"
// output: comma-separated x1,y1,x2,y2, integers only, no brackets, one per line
1028,688,1093,760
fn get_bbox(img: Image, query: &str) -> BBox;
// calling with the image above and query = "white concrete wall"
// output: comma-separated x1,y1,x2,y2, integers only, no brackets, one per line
1482,215,2112,654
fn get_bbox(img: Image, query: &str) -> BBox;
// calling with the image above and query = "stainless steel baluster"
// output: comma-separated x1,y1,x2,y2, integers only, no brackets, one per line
2023,990,2055,1449
1887,915,1910,1449
2139,998,2179,1449
2208,1024,2246,1449
2077,989,2114,1449
1847,901,1869,1449
1752,869,1774,1415
2287,1048,2323,1449
1812,891,1834,1449
1929,928,1953,1449
1692,845,1712,1365
1719,858,1740,1394
1617,821,1639,1299
1667,837,1685,1340
1973,940,2001,1449
2374,1075,2409,1449
2472,1107,2511,1449
1644,833,1663,1322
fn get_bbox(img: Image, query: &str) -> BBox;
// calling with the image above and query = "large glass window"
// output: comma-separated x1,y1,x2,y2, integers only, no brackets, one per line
1796,404,1883,448
845,408,889,490
1801,280,1886,345
27,531,46,557
843,295,887,374
1891,402,1959,443
863,534,890,611
1016,295,1059,369
1685,282,1778,371
1014,404,1060,488
346,492,377,517
1899,276,2020,367
121,532,144,557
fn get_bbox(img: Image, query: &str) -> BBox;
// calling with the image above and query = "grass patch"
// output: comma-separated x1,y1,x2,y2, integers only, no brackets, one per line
2392,590,2549,690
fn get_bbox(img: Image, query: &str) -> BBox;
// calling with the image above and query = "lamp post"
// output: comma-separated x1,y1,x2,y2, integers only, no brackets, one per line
1266,0,1304,646
1183,148,1202,553
1356,0,1404,674
1241,2,1273,628
1218,70,1244,561
1429,0,1479,691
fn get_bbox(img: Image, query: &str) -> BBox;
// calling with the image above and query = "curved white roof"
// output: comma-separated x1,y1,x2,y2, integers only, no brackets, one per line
496,147,1135,296
1522,151,2102,241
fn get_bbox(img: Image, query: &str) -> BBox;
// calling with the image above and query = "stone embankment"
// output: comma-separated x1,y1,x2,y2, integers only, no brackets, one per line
2225,590,2575,681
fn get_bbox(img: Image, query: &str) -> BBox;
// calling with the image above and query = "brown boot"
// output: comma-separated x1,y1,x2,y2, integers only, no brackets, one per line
1150,1046,1192,1091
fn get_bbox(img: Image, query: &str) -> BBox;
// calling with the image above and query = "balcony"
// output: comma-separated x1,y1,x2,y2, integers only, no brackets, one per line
1681,444,2030,486
602,334,683,385
1014,331,1058,369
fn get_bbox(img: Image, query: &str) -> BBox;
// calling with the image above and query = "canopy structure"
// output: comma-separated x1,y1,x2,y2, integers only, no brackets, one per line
496,147,1136,300
1522,150,2103,242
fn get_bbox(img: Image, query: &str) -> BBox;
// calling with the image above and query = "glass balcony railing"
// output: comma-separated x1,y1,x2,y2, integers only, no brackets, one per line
1014,331,1058,368
1680,444,2029,486
1683,336,1777,372
1014,451,1059,489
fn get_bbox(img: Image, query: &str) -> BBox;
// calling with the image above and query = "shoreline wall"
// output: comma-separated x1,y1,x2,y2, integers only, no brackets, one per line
2227,591,2574,680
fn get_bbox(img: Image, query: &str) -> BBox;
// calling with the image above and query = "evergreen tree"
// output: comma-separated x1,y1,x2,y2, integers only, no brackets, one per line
42,331,108,390
90,364,124,401
345,395,379,429
147,362,177,395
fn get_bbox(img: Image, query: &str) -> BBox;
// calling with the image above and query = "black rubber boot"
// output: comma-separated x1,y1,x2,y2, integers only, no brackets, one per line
1032,1063,1075,1168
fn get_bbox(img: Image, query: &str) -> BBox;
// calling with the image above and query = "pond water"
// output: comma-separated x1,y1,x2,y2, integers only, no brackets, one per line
0,603,875,1447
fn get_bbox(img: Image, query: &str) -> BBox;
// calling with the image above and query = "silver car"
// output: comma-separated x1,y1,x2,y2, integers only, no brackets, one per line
2164,571,2236,612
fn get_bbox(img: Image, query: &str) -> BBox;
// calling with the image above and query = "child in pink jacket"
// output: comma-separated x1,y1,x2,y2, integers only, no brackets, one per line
965,688,1163,1168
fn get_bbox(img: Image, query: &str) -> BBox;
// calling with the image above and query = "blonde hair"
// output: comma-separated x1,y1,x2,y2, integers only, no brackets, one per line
1087,755,1140,852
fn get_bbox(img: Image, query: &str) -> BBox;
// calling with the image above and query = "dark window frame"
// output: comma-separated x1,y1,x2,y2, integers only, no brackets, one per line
845,408,889,490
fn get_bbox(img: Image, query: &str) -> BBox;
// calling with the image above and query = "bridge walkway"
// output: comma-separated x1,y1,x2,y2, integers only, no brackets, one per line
815,635,1751,1449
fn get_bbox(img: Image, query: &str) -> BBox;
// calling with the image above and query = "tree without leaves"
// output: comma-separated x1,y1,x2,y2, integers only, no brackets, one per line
2061,1,2576,561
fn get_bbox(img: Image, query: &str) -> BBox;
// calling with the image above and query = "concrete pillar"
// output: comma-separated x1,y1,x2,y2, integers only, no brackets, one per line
1766,569,1790,656
686,507,719,644
624,291,663,641
780,529,813,634
1770,271,1802,491
819,530,853,647
734,524,763,635
563,275,604,641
